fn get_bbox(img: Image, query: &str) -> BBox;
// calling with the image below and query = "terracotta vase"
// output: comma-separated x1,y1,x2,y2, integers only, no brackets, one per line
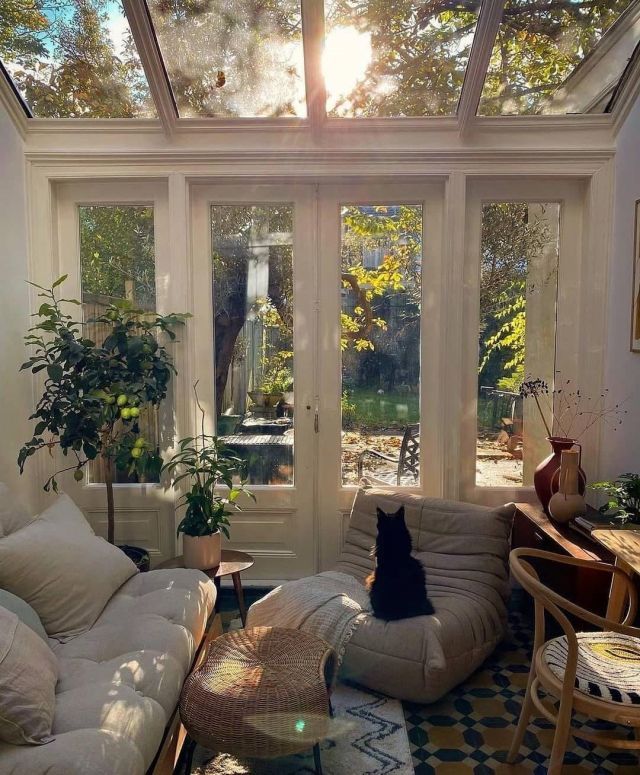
183,531,221,570
534,437,586,514
548,449,587,523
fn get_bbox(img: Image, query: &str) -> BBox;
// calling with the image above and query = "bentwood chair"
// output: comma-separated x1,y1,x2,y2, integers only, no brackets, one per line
508,547,640,774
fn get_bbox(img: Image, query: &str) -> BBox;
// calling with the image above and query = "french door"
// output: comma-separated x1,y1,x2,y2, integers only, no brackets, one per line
191,181,444,577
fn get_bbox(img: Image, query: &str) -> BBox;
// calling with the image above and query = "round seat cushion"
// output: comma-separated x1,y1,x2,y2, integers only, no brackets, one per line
541,631,640,705
179,627,335,759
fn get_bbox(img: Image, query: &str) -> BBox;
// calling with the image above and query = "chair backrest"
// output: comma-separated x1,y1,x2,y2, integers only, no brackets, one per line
397,423,420,483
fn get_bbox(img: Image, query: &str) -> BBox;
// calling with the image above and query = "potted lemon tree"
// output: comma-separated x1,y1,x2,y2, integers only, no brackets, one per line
162,384,252,569
18,276,188,567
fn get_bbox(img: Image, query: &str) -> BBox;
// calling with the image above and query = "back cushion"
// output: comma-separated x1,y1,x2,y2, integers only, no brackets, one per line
338,488,514,593
0,493,137,641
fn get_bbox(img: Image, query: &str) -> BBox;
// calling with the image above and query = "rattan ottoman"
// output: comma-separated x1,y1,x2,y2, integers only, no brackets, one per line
180,626,337,775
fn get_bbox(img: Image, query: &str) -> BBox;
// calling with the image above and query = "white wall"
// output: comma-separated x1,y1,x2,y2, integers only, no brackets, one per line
0,102,35,509
600,97,640,477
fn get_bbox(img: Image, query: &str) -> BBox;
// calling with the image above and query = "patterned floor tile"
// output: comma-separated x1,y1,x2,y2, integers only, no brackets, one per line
403,604,638,773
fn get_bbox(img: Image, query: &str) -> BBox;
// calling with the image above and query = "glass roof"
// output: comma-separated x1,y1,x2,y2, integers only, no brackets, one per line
0,1,155,118
323,0,481,117
478,0,638,115
0,0,638,121
147,0,306,118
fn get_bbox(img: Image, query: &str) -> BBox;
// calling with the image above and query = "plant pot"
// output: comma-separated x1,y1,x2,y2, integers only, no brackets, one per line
118,544,150,572
534,437,586,514
183,531,221,570
248,390,284,409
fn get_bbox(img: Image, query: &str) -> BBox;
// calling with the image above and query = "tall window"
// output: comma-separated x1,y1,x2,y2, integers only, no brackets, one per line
476,202,559,487
211,205,294,486
79,205,158,483
340,204,422,486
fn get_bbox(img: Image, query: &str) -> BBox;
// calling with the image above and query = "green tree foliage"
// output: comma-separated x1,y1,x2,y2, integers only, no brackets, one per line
1,0,153,117
80,205,155,309
478,203,554,390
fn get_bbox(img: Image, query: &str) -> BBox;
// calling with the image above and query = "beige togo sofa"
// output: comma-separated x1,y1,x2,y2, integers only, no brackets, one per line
336,488,515,703
0,485,216,775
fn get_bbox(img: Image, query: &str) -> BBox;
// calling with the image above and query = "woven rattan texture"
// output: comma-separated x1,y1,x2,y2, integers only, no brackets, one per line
180,626,336,759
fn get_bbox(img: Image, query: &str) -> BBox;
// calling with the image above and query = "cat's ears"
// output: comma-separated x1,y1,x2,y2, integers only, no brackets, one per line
376,505,406,524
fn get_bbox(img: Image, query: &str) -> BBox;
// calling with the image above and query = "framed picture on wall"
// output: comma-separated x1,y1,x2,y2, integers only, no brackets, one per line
633,199,640,353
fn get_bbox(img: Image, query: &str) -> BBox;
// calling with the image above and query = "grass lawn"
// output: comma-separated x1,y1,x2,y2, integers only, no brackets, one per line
344,387,419,431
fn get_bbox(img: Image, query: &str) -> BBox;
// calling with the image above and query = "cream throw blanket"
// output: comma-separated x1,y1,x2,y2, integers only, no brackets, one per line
245,571,370,663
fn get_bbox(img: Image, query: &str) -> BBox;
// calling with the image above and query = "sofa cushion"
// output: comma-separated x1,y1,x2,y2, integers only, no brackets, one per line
0,568,216,775
0,494,137,641
0,590,47,642
0,608,58,745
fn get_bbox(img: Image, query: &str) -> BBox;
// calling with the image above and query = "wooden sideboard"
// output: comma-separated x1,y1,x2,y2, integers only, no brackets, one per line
512,503,615,617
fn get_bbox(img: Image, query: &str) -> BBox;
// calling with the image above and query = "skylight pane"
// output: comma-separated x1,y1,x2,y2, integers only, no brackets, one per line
0,1,156,118
146,0,306,118
478,0,638,116
324,0,481,117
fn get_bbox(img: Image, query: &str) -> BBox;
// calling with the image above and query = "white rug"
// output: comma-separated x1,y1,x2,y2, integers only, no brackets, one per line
191,683,413,775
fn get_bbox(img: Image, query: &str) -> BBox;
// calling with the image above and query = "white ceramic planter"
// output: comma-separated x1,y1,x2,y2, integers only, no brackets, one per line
183,531,221,570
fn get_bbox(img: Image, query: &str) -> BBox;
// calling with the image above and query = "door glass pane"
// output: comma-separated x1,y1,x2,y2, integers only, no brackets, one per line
324,1,481,117
1,2,155,118
211,205,294,485
341,205,422,486
147,0,305,118
476,203,560,487
79,205,158,484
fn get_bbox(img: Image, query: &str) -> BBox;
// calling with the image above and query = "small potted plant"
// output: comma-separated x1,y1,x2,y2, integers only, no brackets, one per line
590,474,640,523
162,384,252,569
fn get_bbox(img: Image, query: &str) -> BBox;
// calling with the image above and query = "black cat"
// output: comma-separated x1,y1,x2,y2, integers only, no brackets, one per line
366,505,435,621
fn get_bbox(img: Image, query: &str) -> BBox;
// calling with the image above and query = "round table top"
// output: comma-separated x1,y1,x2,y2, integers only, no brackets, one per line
156,548,254,578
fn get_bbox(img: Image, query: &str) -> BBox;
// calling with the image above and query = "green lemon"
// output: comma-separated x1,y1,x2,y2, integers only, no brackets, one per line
116,394,128,407
120,407,132,420
73,468,84,482
130,447,143,459
133,437,145,448
104,394,116,405
129,407,140,418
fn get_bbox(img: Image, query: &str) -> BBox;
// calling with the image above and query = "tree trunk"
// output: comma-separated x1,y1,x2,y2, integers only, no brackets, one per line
105,458,115,545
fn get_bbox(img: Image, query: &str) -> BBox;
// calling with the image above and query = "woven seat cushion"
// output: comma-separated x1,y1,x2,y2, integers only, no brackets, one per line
542,631,640,705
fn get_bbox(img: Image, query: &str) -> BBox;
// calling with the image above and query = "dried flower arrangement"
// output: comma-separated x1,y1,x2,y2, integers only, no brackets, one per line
519,378,627,440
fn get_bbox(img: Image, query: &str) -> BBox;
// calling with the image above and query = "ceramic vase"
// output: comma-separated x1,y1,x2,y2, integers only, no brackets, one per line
534,437,586,514
183,531,221,570
548,449,587,523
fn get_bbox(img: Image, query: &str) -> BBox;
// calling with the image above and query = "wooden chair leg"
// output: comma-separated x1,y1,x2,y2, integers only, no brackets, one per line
507,667,536,763
312,743,323,775
182,736,197,775
548,695,573,775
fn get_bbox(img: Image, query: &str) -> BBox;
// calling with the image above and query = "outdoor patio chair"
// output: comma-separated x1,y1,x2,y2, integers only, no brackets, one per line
357,423,419,487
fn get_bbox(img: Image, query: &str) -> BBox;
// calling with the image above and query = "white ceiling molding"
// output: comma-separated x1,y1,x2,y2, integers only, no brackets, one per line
301,0,327,135
457,0,505,135
121,0,177,138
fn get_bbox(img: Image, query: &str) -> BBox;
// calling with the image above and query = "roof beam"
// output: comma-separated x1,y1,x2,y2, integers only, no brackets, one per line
457,0,504,135
301,0,327,135
122,0,177,138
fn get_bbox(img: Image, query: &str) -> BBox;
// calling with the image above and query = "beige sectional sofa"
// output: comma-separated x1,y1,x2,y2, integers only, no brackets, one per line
0,486,216,775
336,488,515,703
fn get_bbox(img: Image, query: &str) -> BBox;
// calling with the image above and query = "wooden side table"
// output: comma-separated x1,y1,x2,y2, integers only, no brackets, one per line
592,529,640,622
157,549,254,626
512,503,613,616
